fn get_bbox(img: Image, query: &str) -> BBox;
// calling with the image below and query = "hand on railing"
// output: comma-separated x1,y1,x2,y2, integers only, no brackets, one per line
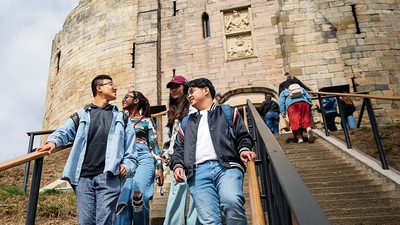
36,141,56,154
240,150,256,165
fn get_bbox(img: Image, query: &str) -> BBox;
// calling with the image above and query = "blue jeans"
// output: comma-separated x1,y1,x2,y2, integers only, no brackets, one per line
75,172,120,225
346,115,356,129
264,112,280,135
163,177,200,225
115,143,155,225
188,161,247,225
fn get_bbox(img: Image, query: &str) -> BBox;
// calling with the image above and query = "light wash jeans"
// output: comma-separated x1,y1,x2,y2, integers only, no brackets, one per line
75,172,120,225
264,112,280,135
188,160,247,225
346,115,356,129
115,143,155,225
163,177,200,225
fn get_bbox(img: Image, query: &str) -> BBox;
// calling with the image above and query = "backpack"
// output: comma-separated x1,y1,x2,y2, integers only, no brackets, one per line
288,83,304,99
70,112,129,131
181,104,236,138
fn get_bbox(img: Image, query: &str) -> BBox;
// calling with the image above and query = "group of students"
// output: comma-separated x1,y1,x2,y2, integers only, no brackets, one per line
38,74,256,225
259,73,357,143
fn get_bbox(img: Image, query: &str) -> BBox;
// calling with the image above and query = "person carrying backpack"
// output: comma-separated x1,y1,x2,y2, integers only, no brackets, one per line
37,75,137,225
170,78,256,225
279,83,314,143
259,95,280,135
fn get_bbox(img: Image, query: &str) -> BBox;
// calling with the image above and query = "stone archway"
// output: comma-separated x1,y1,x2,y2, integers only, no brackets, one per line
222,87,278,106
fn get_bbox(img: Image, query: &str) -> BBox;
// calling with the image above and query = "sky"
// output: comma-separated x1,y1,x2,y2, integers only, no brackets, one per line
0,0,79,163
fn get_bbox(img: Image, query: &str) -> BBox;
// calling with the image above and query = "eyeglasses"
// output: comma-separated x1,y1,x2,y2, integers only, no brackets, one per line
186,87,202,100
99,82,117,88
122,95,134,102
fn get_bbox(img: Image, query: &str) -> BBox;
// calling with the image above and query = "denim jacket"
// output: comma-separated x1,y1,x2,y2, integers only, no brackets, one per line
279,87,312,115
47,105,138,185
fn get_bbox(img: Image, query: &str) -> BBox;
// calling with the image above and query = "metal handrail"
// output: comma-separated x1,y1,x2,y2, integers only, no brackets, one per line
246,99,331,225
310,91,400,170
243,106,266,225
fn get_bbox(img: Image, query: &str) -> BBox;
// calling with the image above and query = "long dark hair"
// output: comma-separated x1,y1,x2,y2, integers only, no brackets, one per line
130,91,151,118
167,84,190,131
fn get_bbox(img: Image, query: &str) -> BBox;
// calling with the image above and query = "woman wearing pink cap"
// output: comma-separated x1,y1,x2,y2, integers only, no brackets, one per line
163,75,200,225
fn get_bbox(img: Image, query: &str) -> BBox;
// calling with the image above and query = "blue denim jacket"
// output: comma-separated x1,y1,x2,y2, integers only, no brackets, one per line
322,97,338,114
279,87,312,115
47,105,138,185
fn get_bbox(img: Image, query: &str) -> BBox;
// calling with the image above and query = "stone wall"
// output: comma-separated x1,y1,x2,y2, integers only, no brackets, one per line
43,0,400,130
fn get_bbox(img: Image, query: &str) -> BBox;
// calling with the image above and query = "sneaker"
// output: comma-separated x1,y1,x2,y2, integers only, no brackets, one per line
297,137,304,143
132,190,143,212
307,128,314,143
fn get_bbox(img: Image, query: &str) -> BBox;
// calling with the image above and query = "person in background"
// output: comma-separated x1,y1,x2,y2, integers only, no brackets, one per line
171,78,256,224
214,92,223,105
278,72,310,95
259,95,280,135
115,91,160,225
340,96,356,129
279,84,314,143
162,75,200,225
322,96,338,131
37,75,137,225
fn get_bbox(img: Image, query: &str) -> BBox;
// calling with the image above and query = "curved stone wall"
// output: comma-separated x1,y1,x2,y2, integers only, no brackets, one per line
43,0,138,129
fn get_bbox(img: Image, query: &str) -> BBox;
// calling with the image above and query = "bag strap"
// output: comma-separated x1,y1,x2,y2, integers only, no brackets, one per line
70,111,129,132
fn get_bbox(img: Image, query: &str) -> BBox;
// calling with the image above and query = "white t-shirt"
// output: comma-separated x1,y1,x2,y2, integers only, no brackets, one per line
195,109,217,164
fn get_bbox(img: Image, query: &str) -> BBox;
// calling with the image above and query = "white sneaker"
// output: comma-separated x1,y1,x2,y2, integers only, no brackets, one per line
132,190,143,212
307,128,314,143
297,138,304,143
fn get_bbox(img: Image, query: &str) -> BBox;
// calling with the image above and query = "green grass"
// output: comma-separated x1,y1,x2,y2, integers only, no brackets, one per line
38,202,64,217
41,188,64,196
0,185,27,198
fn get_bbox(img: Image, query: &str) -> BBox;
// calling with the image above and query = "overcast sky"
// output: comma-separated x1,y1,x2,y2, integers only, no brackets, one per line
0,0,79,162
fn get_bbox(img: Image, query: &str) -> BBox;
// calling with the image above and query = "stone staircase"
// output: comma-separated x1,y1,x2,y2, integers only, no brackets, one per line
276,133,400,225
150,169,253,224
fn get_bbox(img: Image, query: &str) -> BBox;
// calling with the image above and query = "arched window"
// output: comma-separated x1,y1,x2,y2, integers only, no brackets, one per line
202,12,210,38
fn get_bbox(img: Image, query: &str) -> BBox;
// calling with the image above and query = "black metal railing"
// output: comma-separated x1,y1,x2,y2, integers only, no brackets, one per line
312,91,400,170
246,99,331,225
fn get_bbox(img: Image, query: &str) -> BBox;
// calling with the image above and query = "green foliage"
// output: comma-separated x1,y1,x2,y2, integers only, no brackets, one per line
0,185,26,198
41,188,64,196
38,202,64,217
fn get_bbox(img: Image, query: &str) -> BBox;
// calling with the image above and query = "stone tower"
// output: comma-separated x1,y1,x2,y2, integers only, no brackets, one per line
43,0,400,129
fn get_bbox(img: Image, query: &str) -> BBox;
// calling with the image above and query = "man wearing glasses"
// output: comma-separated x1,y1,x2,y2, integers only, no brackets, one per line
37,75,137,225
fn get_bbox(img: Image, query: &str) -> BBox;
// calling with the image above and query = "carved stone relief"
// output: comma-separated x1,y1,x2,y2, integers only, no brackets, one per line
226,34,254,59
224,9,250,34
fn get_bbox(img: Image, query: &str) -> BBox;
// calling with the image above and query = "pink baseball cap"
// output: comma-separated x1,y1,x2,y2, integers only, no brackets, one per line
166,75,187,88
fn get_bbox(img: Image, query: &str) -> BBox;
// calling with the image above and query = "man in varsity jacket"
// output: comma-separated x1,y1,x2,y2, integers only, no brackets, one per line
169,77,256,225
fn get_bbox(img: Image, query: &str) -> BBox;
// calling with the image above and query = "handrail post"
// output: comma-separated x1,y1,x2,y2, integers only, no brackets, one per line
23,134,35,193
318,94,329,136
336,96,352,149
364,98,389,170
25,157,44,225
357,98,366,128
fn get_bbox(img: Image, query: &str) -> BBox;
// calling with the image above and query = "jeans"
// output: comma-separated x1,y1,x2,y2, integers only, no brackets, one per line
188,160,247,225
115,143,155,225
264,112,280,135
75,172,120,225
346,115,356,129
163,177,200,225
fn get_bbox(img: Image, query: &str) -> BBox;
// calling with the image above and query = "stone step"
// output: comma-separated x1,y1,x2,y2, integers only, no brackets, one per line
296,165,360,176
314,190,400,201
297,167,364,178
329,214,400,225
309,183,395,195
305,177,387,189
317,196,400,209
324,206,400,218
293,162,354,170
301,173,373,183
295,164,358,173
287,154,340,162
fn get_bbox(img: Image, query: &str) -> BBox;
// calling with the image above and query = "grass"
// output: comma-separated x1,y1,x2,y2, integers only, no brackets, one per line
330,124,400,171
0,185,27,199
